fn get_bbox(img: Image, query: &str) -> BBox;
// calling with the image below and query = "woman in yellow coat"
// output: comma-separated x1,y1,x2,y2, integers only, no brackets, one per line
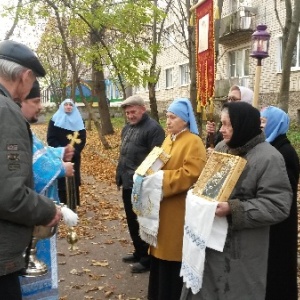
148,98,207,300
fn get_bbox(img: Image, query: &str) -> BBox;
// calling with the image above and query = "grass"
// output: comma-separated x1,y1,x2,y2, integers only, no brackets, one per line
287,122,300,156
110,116,127,128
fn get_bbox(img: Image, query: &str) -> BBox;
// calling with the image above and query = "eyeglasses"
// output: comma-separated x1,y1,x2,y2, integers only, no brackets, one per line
224,96,241,102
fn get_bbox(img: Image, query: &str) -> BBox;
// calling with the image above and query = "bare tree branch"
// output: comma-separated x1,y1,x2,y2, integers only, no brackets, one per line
273,0,283,31
4,0,23,39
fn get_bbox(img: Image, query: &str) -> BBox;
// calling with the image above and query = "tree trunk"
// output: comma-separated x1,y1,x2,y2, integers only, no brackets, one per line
277,0,300,112
148,81,159,121
92,68,114,135
90,27,114,136
187,0,202,136
86,102,93,131
147,0,159,122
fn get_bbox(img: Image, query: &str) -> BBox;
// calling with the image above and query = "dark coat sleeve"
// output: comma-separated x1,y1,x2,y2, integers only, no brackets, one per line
147,123,165,150
74,128,86,155
278,143,299,194
47,120,62,147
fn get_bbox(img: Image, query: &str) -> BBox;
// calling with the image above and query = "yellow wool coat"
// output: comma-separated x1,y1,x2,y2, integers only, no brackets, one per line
150,130,206,261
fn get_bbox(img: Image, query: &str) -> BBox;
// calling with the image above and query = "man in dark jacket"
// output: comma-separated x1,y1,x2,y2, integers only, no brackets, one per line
116,95,165,273
0,40,62,299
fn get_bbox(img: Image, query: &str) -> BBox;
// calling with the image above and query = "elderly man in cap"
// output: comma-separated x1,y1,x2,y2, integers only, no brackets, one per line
0,40,62,299
116,95,165,273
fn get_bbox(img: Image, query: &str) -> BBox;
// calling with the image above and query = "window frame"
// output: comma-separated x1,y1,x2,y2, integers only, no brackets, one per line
228,48,250,79
277,33,300,72
165,67,174,89
179,63,190,86
164,24,175,48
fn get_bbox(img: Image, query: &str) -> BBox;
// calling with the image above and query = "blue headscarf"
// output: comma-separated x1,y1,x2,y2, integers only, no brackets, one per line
167,98,199,135
52,99,85,131
260,106,290,143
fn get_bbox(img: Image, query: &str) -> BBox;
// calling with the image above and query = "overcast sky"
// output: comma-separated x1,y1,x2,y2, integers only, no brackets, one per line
0,0,44,49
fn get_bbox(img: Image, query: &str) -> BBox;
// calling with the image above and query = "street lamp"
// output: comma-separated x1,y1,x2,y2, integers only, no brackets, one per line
250,24,271,108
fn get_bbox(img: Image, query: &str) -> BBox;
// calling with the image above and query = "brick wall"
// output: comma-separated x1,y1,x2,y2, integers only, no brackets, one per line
132,0,300,120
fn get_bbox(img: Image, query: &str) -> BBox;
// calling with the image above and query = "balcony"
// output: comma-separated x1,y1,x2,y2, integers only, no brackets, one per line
218,6,257,45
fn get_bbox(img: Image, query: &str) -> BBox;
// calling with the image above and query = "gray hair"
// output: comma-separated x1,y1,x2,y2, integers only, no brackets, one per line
0,59,28,81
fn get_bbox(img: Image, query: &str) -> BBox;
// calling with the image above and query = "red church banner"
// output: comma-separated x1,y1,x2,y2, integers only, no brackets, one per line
195,0,215,113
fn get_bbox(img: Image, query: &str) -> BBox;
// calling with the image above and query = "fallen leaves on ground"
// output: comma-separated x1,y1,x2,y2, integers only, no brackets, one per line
32,123,141,299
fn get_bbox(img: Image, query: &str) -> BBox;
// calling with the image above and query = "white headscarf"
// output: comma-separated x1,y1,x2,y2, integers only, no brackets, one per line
52,99,85,131
238,86,253,105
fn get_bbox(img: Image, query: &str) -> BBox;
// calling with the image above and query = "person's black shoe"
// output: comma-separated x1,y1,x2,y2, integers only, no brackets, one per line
130,262,150,273
122,254,139,263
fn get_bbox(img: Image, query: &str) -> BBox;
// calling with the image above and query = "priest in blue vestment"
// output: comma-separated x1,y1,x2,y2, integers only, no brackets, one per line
19,81,74,300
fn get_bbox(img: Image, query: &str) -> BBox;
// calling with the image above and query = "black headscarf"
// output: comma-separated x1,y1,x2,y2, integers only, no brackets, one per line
222,102,262,148
25,80,40,99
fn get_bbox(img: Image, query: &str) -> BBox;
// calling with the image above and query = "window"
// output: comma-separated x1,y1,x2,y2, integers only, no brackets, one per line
155,79,160,90
166,68,173,88
278,33,300,71
229,0,252,12
228,48,250,78
179,63,190,86
164,25,175,47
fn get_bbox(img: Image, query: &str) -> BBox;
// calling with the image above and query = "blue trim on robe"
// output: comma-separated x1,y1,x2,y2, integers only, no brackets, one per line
19,133,64,300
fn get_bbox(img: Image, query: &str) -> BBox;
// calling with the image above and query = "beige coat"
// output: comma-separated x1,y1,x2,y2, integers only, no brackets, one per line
150,130,206,261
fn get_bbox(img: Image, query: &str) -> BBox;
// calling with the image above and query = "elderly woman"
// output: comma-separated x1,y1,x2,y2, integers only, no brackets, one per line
206,85,253,148
181,102,292,300
148,98,206,300
261,106,299,300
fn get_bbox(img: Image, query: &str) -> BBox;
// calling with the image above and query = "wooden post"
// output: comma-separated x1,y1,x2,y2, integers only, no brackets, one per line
252,58,262,108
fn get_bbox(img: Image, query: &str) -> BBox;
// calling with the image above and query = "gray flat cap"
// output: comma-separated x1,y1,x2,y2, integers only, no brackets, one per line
121,95,145,108
0,40,46,77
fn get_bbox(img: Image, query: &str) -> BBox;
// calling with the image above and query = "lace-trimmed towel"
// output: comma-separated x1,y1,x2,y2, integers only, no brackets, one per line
180,190,228,294
132,171,164,247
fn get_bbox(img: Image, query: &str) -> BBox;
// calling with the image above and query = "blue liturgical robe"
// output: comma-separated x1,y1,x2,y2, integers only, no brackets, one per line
20,134,65,300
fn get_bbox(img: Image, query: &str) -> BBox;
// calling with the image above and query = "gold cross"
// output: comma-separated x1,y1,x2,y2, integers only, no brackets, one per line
67,131,81,147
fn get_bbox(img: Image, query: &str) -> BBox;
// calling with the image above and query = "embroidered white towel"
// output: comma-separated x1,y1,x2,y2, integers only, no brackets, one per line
206,215,228,252
132,171,164,247
180,190,228,294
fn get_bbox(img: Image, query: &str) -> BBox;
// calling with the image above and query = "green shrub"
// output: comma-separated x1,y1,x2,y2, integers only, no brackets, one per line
287,121,300,156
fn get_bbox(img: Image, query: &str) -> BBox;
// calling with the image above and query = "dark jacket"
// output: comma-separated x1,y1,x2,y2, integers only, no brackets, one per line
265,134,300,300
47,119,86,190
116,113,165,189
0,91,56,276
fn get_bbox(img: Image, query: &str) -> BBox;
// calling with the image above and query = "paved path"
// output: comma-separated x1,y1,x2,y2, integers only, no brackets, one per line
57,175,148,300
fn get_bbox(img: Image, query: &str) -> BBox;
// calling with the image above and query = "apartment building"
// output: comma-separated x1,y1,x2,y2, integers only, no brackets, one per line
134,0,300,120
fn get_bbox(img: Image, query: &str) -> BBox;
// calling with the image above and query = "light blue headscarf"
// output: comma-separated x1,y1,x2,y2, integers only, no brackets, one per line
167,98,199,135
52,99,85,131
260,106,290,143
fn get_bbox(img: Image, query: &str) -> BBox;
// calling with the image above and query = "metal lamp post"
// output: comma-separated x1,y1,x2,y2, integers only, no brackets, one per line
250,24,271,108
